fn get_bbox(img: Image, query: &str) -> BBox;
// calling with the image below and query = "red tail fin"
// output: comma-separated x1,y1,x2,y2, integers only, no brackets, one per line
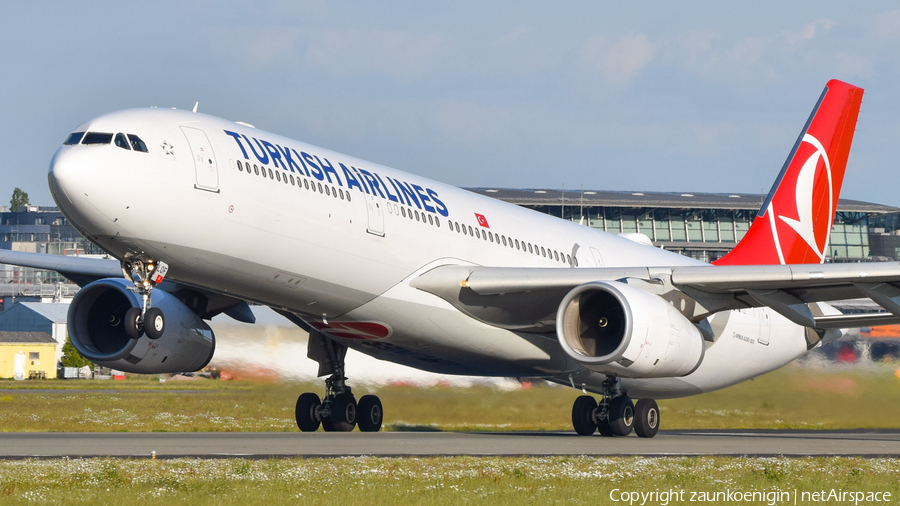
714,80,864,266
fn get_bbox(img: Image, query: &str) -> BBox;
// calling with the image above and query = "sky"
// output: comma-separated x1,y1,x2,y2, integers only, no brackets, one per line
2,2,900,207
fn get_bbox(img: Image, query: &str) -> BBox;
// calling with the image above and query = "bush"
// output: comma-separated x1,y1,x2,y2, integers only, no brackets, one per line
60,337,90,369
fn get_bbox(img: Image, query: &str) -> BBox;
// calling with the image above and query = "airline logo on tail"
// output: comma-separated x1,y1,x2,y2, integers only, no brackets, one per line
771,133,833,263
715,80,863,266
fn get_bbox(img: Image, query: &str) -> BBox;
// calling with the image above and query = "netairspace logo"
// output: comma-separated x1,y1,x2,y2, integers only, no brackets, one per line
609,488,892,506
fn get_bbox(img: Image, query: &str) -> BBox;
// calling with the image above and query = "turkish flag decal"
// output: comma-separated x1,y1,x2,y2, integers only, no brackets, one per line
475,213,490,228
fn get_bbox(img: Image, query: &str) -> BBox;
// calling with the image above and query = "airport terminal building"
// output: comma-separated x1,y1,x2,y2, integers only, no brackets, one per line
471,188,900,264
0,205,104,302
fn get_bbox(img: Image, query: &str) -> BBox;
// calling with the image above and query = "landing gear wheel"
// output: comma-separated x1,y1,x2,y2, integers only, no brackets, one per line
634,399,660,438
357,395,383,432
124,307,143,340
571,395,598,436
597,418,615,437
144,308,165,340
608,397,635,436
327,392,357,432
295,392,321,432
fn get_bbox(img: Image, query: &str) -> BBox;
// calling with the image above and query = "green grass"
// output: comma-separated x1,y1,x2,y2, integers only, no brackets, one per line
3,367,897,504
1,365,899,432
659,364,900,430
0,375,245,390
0,456,898,505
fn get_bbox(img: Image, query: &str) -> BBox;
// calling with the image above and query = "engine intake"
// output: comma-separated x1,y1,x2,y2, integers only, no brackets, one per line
556,281,704,378
68,278,215,373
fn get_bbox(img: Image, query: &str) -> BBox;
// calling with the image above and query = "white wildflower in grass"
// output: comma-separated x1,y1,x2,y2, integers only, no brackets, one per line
1,456,898,503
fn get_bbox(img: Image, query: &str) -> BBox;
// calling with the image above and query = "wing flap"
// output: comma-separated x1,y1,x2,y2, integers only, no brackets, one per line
670,262,900,326
813,313,900,329
671,262,900,293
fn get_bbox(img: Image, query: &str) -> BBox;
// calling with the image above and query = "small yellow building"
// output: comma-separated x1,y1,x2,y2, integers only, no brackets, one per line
0,331,58,379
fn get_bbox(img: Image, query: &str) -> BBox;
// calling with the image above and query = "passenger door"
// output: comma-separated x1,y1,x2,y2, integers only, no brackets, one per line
366,194,385,237
589,247,605,267
181,127,219,192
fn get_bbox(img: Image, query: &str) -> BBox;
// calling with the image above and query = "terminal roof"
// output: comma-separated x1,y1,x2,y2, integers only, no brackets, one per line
467,188,899,214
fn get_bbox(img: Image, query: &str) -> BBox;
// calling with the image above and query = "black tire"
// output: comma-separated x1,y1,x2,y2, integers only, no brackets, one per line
124,307,143,340
295,392,321,432
327,393,357,432
357,395,383,432
634,398,660,438
597,418,615,437
144,308,165,340
608,397,635,436
571,395,597,436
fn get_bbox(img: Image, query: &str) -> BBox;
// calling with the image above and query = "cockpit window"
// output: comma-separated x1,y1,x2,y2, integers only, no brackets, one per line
114,133,131,150
63,132,84,145
127,134,148,153
82,132,113,145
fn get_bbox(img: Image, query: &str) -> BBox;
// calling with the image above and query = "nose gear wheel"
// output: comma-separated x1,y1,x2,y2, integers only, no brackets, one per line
120,258,168,340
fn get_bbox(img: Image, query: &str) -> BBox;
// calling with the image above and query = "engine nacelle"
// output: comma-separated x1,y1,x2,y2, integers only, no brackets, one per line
556,281,704,378
68,278,215,374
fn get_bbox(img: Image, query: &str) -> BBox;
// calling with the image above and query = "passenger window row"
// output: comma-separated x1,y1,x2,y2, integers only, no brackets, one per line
386,203,441,229
446,219,576,266
236,160,351,203
63,131,148,152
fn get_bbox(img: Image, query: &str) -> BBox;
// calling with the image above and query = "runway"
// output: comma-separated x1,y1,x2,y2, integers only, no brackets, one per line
2,430,899,458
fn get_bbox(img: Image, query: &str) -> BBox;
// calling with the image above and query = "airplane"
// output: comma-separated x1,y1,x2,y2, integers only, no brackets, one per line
2,78,897,437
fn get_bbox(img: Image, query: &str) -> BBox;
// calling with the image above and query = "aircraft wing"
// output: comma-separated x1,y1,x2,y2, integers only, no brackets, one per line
0,249,121,286
0,250,256,323
411,262,900,332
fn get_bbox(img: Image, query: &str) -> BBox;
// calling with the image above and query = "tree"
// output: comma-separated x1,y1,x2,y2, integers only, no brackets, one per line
60,337,90,369
10,188,29,210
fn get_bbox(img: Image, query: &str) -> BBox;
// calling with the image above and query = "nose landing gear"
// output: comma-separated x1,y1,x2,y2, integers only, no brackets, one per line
294,329,383,432
571,377,659,438
121,258,168,340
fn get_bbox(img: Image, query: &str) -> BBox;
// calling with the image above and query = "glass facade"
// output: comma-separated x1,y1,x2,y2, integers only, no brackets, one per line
1,206,104,290
868,212,900,261
519,203,900,264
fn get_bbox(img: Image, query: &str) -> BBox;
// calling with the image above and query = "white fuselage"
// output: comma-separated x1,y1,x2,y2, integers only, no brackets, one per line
48,108,812,398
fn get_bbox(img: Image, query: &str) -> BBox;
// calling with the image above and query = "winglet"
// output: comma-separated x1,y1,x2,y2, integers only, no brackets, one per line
714,80,864,266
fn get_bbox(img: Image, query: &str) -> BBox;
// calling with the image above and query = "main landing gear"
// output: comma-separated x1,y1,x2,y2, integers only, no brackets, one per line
294,330,383,432
121,258,169,340
571,377,659,438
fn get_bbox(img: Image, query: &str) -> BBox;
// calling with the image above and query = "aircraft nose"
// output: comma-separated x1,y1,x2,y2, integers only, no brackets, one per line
49,146,91,205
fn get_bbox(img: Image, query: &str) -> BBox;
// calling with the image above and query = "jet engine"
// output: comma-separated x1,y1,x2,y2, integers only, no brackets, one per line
67,278,215,373
556,281,704,378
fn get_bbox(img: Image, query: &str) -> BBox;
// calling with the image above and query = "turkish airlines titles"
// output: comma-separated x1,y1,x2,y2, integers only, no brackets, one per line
223,130,450,217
